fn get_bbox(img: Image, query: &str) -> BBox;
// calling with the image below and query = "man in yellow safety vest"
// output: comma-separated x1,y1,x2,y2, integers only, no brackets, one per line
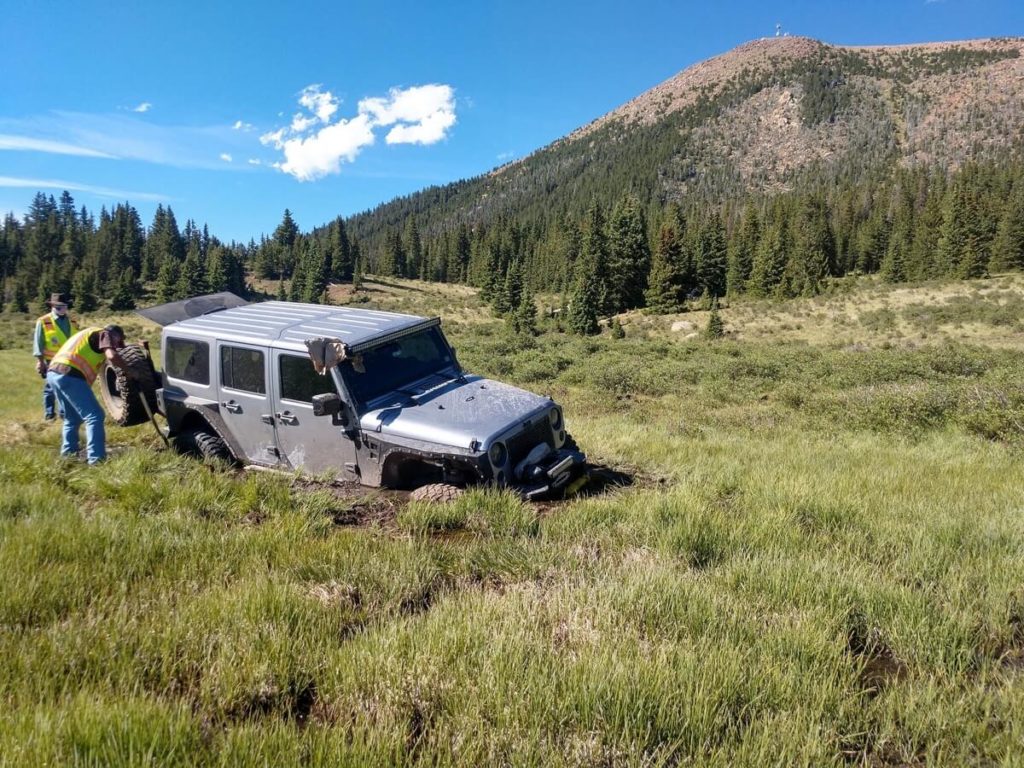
47,324,134,465
33,293,78,420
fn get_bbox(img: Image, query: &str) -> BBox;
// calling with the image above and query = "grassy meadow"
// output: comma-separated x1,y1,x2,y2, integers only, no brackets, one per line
1,276,1023,766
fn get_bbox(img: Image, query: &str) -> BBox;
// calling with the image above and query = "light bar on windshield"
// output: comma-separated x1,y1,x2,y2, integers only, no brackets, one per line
346,317,442,355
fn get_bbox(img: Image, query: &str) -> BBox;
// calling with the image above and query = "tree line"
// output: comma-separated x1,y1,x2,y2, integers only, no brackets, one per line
0,193,247,314
2,159,1022,334
349,159,1024,333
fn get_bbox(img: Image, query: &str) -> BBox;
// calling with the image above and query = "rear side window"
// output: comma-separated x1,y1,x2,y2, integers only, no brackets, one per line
165,338,210,384
220,346,266,394
279,354,337,403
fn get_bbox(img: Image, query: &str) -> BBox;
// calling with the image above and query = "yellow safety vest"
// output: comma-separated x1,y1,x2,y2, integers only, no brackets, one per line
51,328,106,385
37,313,77,360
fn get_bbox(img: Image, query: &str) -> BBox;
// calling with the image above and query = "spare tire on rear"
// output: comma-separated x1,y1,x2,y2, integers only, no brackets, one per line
98,344,161,427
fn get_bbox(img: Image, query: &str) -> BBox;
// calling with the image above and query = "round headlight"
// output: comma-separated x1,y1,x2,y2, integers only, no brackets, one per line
549,408,563,432
488,441,507,467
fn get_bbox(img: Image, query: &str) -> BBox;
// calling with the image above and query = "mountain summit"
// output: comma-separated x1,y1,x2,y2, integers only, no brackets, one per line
348,36,1023,253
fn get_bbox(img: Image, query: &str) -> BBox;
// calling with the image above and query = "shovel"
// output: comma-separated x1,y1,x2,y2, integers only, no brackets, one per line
135,340,170,449
139,391,170,449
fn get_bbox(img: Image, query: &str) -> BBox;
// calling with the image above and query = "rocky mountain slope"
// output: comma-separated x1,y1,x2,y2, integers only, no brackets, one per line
347,36,1024,245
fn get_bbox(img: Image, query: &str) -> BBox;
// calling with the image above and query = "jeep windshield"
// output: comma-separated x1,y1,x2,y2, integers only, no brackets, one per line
341,327,456,405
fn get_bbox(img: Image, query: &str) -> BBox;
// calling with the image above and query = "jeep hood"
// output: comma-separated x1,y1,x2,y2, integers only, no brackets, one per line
359,374,551,449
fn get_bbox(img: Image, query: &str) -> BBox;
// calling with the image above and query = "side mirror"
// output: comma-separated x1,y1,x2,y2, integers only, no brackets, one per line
312,392,341,417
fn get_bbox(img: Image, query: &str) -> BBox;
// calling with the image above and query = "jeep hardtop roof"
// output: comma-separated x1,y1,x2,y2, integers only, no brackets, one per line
161,300,438,354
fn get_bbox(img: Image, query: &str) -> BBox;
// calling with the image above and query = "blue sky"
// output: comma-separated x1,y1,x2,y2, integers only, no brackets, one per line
2,0,1022,243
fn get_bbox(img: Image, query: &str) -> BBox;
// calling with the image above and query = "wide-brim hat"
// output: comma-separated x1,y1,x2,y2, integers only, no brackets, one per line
46,293,70,306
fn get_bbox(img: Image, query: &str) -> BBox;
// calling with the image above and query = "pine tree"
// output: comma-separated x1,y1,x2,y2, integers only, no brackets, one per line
727,203,759,295
108,268,137,311
989,187,1024,272
156,256,182,302
855,204,890,274
567,263,600,335
300,241,328,303
379,231,405,277
176,243,207,298
205,245,228,292
789,195,835,295
580,204,611,317
273,209,299,278
329,216,353,282
352,253,364,292
404,219,422,280
644,220,686,313
908,181,944,280
607,194,650,312
936,183,973,277
452,225,471,283
697,212,728,299
510,281,537,337
749,207,788,297
71,268,98,312
959,238,988,279
501,259,524,315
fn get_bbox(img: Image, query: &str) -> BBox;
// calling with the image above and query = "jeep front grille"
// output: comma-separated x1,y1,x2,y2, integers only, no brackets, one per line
507,417,554,466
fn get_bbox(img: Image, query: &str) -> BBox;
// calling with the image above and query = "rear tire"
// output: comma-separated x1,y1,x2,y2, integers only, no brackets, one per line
409,483,464,503
98,344,160,427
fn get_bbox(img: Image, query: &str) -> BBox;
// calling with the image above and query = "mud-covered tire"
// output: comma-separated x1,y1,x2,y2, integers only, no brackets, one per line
98,344,160,427
563,432,580,452
176,426,233,463
409,483,465,503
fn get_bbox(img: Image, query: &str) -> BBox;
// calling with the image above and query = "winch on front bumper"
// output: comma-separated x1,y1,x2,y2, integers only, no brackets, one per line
511,442,588,500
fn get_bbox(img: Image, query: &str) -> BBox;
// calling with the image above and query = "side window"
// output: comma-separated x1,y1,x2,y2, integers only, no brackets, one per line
165,338,210,384
220,346,266,394
279,354,337,403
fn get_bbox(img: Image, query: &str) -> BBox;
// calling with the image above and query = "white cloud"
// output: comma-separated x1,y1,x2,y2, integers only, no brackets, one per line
290,113,318,133
220,153,233,162
384,108,456,145
247,158,262,165
298,85,339,123
275,115,376,181
0,175,168,202
0,134,116,158
358,85,455,142
497,151,515,161
132,102,152,113
0,112,255,171
262,83,456,181
260,127,287,147
233,120,255,131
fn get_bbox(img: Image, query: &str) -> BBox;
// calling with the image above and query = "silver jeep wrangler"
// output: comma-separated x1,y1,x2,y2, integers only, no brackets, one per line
138,293,585,499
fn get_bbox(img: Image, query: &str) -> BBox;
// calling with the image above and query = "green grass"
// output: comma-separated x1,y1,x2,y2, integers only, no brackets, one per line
1,276,1023,766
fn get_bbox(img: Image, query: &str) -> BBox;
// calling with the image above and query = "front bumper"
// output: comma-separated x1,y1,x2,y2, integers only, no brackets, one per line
513,447,588,500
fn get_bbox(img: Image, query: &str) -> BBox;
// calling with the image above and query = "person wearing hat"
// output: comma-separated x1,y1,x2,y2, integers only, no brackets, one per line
33,293,78,420
46,324,134,465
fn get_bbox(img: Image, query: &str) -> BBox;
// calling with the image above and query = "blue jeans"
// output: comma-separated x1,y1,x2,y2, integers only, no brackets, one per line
42,377,64,419
46,371,106,464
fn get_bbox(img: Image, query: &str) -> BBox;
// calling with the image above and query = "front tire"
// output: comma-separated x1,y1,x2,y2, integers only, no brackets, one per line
563,432,580,452
409,483,464,503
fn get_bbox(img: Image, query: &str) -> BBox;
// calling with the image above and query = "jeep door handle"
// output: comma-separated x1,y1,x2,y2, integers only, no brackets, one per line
276,411,298,425
222,400,242,413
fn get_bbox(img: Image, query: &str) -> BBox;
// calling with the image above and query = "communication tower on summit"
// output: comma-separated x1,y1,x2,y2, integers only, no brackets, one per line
776,23,781,38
